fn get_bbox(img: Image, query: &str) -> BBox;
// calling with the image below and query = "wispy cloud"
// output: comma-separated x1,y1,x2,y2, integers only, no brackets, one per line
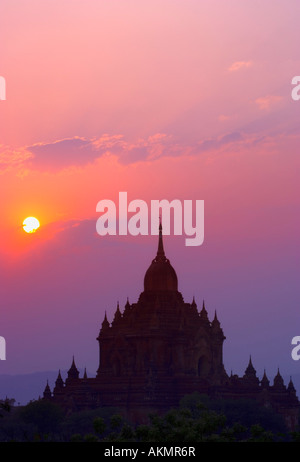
228,61,253,72
26,137,96,170
255,95,283,111
25,133,174,168
0,145,33,173
0,129,277,175
218,114,231,122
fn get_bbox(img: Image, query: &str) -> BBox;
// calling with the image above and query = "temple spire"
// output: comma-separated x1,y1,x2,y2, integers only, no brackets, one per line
43,380,51,399
144,218,178,292
67,356,79,380
156,219,165,260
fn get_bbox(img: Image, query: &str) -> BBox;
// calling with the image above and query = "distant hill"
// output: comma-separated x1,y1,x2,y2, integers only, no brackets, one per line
0,370,299,407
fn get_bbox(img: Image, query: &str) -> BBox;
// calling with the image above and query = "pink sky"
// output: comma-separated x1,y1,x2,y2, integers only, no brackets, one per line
0,1,300,393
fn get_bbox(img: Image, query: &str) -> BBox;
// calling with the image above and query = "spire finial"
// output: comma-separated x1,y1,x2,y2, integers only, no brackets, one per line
101,311,110,329
156,218,165,260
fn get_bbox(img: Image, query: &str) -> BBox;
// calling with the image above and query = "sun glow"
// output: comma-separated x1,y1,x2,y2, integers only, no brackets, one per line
23,217,40,233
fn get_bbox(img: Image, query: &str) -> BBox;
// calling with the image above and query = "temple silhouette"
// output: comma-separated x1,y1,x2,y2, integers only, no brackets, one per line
43,224,299,429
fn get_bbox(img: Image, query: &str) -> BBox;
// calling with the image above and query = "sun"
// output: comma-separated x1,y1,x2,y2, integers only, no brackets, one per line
23,216,40,233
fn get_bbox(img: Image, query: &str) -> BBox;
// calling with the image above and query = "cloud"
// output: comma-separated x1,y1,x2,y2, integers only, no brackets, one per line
0,145,33,173
115,133,172,165
0,134,174,172
24,133,171,169
26,137,99,170
115,132,253,164
27,133,174,168
228,61,253,72
218,114,231,122
255,95,283,111
195,131,244,154
0,129,270,174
